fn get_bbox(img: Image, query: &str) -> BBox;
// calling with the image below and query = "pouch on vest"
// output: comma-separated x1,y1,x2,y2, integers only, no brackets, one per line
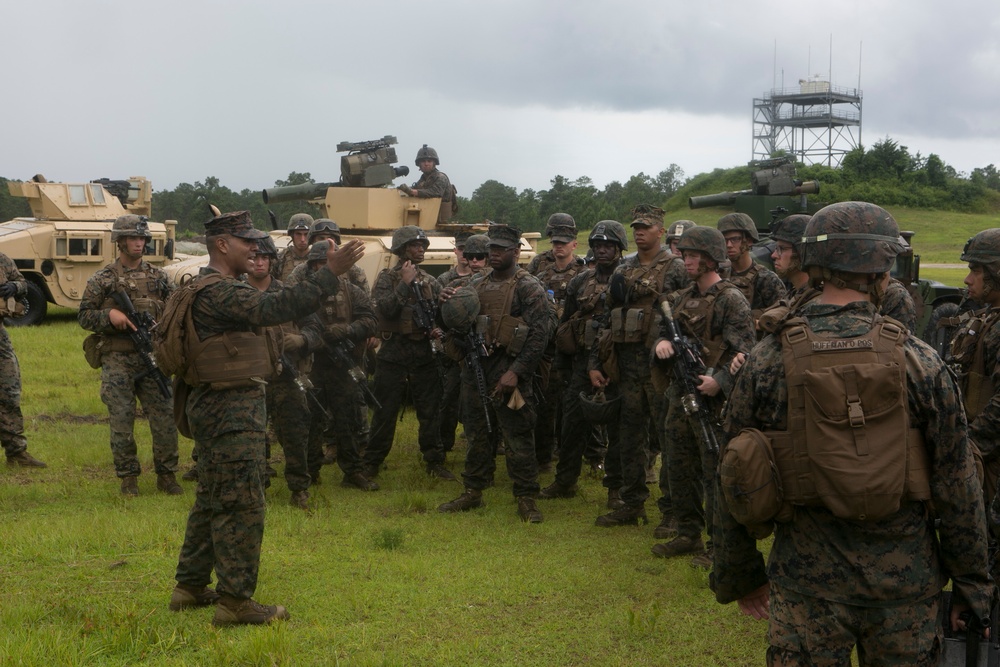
190,331,273,389
554,320,577,355
596,328,619,384
720,428,784,538
82,334,107,369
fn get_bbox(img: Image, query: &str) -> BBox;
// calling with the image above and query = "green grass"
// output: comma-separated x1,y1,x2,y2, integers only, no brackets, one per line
2,316,769,666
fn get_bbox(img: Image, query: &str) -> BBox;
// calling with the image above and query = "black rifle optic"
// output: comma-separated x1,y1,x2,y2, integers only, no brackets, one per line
658,300,719,455
111,289,172,399
327,340,381,410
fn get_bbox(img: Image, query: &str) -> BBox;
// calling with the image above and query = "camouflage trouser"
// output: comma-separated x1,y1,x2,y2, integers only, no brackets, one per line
364,356,444,469
555,354,617,488
614,344,666,508
309,364,368,478
460,361,540,497
767,584,941,666
265,378,310,492
100,351,178,478
438,356,462,452
664,383,717,543
175,430,266,600
533,354,562,465
0,328,27,458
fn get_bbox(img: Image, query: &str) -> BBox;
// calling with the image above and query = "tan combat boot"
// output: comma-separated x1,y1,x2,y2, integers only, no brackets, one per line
169,584,221,611
156,473,183,495
120,476,139,497
212,595,290,627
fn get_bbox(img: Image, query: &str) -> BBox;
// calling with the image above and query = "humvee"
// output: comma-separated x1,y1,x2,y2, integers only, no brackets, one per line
0,176,176,325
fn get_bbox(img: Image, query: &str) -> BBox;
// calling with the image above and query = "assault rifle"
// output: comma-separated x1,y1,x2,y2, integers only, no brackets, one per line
327,340,382,410
410,279,446,378
464,329,495,439
111,289,172,399
658,300,719,455
279,353,331,421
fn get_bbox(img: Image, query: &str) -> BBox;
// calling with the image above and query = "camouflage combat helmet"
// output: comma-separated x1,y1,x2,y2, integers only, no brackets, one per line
801,202,906,274
390,225,430,254
307,239,332,263
440,286,481,332
111,214,151,242
588,220,628,251
666,220,696,242
415,144,440,166
287,213,314,234
256,235,278,257
677,227,727,264
961,229,1000,277
768,214,811,257
717,212,759,242
309,218,341,244
463,234,490,255
545,212,577,238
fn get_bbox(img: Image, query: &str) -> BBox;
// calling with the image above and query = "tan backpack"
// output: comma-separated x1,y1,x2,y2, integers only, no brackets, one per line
153,273,224,379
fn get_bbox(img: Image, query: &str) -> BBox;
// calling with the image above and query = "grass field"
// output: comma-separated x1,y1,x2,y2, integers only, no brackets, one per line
1,308,769,666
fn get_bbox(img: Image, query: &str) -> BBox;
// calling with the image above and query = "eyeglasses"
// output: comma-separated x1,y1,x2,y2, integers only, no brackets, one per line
465,253,487,261
723,235,745,246
774,244,794,255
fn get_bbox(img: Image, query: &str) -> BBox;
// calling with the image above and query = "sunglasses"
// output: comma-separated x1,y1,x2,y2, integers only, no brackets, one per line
465,253,487,261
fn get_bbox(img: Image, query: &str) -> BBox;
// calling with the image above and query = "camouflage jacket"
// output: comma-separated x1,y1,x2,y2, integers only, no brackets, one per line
561,261,619,362
287,261,369,294
271,246,310,283
437,266,475,288
526,251,587,316
713,301,991,617
880,278,917,334
78,259,173,334
372,262,443,364
952,307,1000,459
0,252,27,325
186,265,341,440
728,261,786,316
412,168,452,200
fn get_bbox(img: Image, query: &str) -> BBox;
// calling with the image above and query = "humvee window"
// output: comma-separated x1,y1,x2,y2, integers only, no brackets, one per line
89,184,106,204
68,185,87,205
56,236,102,257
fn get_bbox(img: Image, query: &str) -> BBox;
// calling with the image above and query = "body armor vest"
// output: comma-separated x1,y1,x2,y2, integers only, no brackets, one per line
377,269,435,341
99,261,166,352
534,254,584,318
474,269,529,356
950,307,1000,419
727,262,760,307
674,281,740,370
609,252,680,346
565,272,611,351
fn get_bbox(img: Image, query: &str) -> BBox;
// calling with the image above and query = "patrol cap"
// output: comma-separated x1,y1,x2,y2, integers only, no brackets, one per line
629,204,665,228
205,210,267,239
454,231,474,248
256,235,279,257
463,234,490,255
549,226,577,243
488,225,521,249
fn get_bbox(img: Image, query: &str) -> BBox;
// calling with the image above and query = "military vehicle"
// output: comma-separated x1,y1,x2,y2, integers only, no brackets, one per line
164,135,537,286
0,176,176,325
892,230,965,355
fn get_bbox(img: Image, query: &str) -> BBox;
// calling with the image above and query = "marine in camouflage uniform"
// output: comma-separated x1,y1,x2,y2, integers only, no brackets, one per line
78,215,178,495
717,212,786,325
526,213,586,471
437,233,490,453
363,226,455,481
650,226,754,567
398,145,455,225
590,205,690,527
541,220,627,499
171,210,363,626
879,276,917,334
0,252,46,468
270,213,313,282
438,225,556,522
285,218,371,294
297,241,379,492
712,202,993,666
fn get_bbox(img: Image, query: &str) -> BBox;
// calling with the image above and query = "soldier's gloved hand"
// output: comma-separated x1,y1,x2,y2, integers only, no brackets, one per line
325,324,351,342
397,184,413,196
0,283,16,298
283,333,306,353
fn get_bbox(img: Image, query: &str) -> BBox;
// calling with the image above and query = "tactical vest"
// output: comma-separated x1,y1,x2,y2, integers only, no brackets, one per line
608,252,680,346
533,254,585,318
98,261,167,353
277,249,309,283
721,316,931,532
673,281,741,370
727,262,760,307
563,271,610,351
376,269,436,341
950,307,1000,419
474,269,529,356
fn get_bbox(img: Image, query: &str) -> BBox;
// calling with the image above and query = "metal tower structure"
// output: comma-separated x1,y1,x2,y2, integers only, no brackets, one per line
752,76,862,167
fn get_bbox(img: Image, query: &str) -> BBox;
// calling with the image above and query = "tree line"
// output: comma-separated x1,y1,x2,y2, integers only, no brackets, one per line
2,138,998,233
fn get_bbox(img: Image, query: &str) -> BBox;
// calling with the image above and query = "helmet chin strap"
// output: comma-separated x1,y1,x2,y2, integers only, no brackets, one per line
808,268,881,302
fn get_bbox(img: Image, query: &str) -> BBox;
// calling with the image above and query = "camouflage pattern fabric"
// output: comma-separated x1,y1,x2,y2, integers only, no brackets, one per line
78,259,177,478
437,269,487,451
880,278,917,334
662,280,754,543
411,168,454,224
286,261,369,294
174,265,341,600
272,246,310,283
0,253,28,458
728,262,786,317
713,300,993,660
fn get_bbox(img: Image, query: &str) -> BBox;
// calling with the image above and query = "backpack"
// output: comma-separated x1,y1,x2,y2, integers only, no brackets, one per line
153,273,224,378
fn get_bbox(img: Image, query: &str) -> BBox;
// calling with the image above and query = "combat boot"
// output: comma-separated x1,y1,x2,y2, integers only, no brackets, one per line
606,488,625,510
321,444,337,466
438,488,484,513
595,504,647,527
309,470,322,486
169,584,220,611
120,476,139,497
181,467,198,482
341,473,379,492
690,547,714,570
517,496,543,523
212,595,290,627
156,473,183,495
426,463,457,481
586,458,604,478
539,482,577,499
651,535,704,559
653,514,678,540
7,451,47,468
289,490,310,510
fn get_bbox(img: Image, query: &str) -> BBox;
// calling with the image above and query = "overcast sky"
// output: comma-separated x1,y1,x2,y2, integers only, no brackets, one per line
2,0,997,201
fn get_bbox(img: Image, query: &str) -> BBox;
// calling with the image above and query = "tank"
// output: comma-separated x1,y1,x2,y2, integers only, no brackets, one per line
0,175,176,325
164,135,538,286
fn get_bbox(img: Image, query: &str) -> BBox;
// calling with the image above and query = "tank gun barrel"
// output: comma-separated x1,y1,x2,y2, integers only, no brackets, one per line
262,182,338,205
688,190,753,209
